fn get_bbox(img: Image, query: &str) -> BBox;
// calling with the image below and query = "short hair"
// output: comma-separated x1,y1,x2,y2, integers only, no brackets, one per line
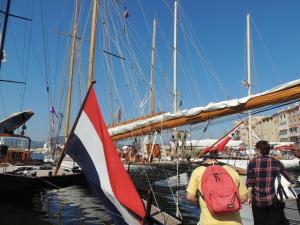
202,154,216,163
255,140,270,155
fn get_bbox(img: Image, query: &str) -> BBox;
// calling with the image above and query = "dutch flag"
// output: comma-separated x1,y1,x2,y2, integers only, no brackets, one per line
64,86,146,225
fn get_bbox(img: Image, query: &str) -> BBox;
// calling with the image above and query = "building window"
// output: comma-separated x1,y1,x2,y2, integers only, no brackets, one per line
279,130,288,135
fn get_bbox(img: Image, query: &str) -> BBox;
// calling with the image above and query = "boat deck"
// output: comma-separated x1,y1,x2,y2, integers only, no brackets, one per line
0,164,86,193
142,199,182,225
0,164,74,176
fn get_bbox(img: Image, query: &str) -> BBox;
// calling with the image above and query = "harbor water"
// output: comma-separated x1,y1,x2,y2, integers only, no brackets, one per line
0,165,299,225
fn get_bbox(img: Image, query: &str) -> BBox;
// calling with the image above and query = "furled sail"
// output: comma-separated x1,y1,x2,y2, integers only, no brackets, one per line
109,79,300,141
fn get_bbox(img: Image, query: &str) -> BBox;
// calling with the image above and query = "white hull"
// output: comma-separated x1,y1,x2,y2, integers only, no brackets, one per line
218,158,300,170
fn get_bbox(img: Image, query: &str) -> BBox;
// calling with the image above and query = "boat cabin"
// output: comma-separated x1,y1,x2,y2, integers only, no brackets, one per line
0,134,31,162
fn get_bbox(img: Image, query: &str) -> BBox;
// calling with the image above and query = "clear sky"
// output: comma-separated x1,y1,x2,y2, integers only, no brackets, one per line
0,0,300,141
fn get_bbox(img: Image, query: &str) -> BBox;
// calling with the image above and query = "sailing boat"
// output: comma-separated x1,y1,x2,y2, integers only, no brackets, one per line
0,110,86,193
106,9,300,163
0,0,86,193
55,82,182,224
52,1,182,223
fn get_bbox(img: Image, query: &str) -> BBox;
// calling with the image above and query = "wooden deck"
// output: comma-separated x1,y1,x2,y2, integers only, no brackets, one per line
142,199,182,225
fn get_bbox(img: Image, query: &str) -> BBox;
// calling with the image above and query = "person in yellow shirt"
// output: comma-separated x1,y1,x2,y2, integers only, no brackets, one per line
186,155,248,225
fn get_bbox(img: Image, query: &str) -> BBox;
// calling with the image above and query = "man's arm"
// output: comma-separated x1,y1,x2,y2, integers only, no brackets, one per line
237,176,248,204
239,191,248,204
246,161,255,188
186,192,199,205
186,169,200,205
229,166,248,204
278,161,294,184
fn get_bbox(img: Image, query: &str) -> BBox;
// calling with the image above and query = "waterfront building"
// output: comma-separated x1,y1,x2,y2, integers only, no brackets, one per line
234,104,300,145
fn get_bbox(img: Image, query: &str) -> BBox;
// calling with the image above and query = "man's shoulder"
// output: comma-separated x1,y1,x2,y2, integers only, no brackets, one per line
222,165,239,176
191,166,207,176
249,156,261,164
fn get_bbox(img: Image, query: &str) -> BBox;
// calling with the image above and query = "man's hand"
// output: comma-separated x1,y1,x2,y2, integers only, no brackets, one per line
240,193,248,204
248,197,252,207
247,187,252,207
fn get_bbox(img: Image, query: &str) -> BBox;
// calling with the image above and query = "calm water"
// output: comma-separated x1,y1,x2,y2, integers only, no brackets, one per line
0,165,299,225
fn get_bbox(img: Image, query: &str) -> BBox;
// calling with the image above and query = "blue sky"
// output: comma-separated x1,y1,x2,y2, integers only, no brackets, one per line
0,0,300,141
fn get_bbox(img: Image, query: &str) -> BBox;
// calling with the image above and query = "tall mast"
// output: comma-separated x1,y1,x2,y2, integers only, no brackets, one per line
149,17,156,115
173,0,178,113
64,0,78,141
247,13,252,148
173,1,181,219
88,0,98,88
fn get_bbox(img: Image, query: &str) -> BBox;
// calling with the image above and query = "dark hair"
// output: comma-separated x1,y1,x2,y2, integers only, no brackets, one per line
202,153,217,162
255,140,270,155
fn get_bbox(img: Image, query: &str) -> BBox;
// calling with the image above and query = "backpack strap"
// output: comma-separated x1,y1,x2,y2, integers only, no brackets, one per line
198,165,210,201
199,191,204,201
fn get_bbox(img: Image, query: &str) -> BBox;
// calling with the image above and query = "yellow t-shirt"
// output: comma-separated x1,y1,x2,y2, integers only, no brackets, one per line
186,165,248,225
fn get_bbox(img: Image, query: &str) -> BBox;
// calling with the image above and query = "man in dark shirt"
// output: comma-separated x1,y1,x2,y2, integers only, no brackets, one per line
246,140,294,225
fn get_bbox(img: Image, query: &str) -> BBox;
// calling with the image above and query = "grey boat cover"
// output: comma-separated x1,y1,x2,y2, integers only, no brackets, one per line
0,110,34,133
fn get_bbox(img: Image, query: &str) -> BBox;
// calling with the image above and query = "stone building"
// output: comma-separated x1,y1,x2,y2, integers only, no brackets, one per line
273,105,300,142
234,104,300,146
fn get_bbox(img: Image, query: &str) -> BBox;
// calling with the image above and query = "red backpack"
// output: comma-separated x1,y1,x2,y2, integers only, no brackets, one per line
200,165,241,214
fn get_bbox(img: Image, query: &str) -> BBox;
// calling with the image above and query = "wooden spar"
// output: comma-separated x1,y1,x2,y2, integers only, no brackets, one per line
247,13,252,149
197,121,244,158
173,0,178,113
64,0,78,141
149,16,156,115
110,81,300,141
87,0,98,88
109,111,164,127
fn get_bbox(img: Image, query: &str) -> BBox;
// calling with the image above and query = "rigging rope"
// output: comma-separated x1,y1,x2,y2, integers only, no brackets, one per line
251,17,282,84
19,2,33,112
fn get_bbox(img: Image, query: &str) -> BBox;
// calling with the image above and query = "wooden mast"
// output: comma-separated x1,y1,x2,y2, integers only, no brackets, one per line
247,13,252,149
173,2,180,217
55,0,98,175
149,17,157,115
64,0,78,141
172,0,179,158
88,0,98,87
173,0,178,113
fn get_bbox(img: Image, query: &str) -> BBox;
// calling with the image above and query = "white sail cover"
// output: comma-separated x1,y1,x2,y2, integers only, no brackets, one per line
109,79,300,137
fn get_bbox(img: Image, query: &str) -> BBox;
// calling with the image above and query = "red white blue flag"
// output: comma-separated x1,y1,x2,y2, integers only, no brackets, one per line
65,86,146,225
